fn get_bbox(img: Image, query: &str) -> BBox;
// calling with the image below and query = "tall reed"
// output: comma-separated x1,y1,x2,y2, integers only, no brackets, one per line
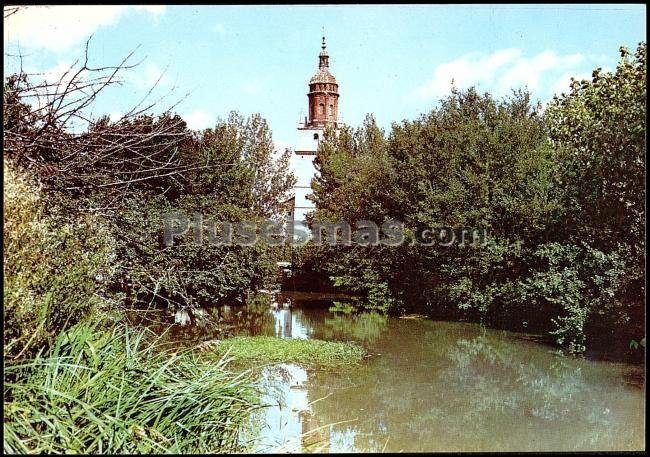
4,320,260,454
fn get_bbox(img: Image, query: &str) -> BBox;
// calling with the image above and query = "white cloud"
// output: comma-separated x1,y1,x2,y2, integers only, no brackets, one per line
128,63,173,89
496,51,583,93
4,5,166,52
134,6,166,16
413,48,521,100
184,109,215,131
550,71,591,98
109,111,124,122
27,59,174,104
31,61,76,85
412,48,586,102
13,61,75,112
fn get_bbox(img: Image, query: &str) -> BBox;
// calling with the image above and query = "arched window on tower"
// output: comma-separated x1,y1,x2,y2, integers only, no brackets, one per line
329,104,334,119
319,103,325,115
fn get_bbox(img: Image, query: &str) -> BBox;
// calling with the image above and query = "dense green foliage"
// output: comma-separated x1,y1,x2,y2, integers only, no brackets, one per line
3,164,113,359
305,43,646,354
544,44,646,351
4,319,259,453
3,108,293,344
5,69,295,316
106,113,291,311
4,68,295,325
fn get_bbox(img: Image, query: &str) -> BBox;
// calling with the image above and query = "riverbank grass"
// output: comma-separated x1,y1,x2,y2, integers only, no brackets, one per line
210,336,365,367
4,321,260,454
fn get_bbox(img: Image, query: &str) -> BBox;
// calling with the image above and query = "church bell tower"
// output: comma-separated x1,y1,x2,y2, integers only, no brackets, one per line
306,35,339,129
292,34,341,233
295,35,340,154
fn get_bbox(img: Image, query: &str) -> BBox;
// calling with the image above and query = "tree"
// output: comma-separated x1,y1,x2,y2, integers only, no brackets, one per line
545,43,646,260
241,113,296,218
303,61,645,355
4,45,295,316
543,42,646,351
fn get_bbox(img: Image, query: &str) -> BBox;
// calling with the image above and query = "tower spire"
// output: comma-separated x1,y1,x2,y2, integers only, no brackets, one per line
305,32,338,128
318,32,329,69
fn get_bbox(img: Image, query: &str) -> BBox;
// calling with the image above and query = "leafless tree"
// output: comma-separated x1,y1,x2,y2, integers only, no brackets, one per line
3,37,218,202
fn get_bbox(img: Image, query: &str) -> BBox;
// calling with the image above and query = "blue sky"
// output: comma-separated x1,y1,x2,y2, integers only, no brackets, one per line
4,4,646,153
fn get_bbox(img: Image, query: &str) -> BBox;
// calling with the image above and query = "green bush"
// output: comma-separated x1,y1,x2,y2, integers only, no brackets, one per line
109,194,277,311
446,241,631,353
3,163,114,359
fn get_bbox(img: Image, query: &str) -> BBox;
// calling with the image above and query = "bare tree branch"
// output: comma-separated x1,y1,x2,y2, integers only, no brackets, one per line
3,37,204,201
4,5,20,19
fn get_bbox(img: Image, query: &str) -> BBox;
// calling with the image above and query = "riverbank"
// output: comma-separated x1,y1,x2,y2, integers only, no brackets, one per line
3,304,367,453
3,318,260,454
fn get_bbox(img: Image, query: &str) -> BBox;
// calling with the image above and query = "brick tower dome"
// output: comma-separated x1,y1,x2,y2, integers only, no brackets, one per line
306,35,339,128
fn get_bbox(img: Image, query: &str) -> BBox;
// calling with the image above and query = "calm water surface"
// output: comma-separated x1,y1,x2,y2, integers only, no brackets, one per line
231,303,645,453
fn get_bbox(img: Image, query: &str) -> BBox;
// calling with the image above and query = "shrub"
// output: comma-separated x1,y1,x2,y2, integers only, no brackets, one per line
108,194,278,311
3,163,114,359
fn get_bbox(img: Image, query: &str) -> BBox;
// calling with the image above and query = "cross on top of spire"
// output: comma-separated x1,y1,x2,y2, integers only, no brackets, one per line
318,32,329,68
311,31,336,83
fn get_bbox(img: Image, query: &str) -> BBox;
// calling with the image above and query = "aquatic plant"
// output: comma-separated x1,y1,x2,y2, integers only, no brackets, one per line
207,336,365,367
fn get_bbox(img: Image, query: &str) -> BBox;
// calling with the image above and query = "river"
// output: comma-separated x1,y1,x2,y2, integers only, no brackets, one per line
145,297,645,452
229,301,645,453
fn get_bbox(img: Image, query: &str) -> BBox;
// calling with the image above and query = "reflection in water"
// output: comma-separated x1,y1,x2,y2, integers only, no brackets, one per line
129,300,645,452
319,312,388,343
274,309,311,339
243,306,644,453
247,363,311,453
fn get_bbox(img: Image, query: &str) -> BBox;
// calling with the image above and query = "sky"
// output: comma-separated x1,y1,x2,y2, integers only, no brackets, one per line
4,4,646,157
